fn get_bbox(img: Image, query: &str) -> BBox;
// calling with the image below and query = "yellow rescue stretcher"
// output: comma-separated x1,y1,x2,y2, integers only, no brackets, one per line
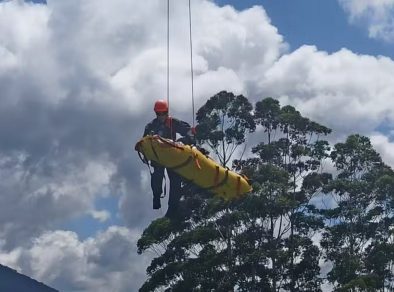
135,135,252,200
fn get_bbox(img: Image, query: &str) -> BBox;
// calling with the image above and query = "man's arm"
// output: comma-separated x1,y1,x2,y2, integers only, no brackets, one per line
172,118,195,144
172,118,191,136
143,121,153,137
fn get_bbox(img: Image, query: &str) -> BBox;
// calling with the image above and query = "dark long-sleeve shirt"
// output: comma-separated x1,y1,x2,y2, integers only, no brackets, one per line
143,117,191,141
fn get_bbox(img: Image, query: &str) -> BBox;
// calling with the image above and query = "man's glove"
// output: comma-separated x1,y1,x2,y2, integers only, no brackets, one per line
176,127,196,145
178,134,195,145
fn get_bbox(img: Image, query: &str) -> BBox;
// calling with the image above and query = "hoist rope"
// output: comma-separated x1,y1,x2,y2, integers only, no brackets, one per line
167,0,170,111
188,0,195,128
166,0,196,126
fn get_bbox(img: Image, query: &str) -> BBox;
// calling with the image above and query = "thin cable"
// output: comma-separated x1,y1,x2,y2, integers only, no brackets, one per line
188,0,195,127
167,0,170,112
167,0,174,137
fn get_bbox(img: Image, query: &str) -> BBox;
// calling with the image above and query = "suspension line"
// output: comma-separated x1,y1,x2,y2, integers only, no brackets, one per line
167,0,170,111
188,0,195,128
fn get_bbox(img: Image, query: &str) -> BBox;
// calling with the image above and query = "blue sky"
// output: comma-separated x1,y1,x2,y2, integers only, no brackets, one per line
215,0,394,58
2,0,394,291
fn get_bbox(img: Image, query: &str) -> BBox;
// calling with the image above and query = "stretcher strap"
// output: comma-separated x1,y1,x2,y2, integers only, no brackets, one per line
236,176,241,196
135,141,149,165
190,147,201,170
206,168,229,190
213,166,220,186
241,174,252,187
194,154,201,169
137,150,148,165
135,142,154,176
168,156,193,170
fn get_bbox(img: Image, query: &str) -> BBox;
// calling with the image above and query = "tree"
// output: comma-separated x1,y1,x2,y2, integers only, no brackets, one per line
234,98,331,291
195,90,256,167
138,91,255,291
364,165,394,291
320,134,394,291
137,93,394,292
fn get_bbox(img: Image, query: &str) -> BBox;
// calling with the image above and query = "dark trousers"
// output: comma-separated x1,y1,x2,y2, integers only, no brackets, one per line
151,165,182,213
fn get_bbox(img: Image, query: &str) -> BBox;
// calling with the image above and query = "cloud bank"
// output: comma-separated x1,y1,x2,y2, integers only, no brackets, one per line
1,0,394,290
339,0,394,42
0,227,150,292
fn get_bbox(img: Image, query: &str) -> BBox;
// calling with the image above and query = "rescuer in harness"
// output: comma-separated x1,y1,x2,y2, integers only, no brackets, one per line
143,100,194,218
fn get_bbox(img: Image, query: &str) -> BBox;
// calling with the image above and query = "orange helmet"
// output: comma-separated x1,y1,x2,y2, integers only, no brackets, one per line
154,99,168,113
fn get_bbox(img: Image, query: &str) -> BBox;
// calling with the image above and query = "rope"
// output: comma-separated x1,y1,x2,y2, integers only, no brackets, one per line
167,0,170,112
188,0,195,127
166,0,195,126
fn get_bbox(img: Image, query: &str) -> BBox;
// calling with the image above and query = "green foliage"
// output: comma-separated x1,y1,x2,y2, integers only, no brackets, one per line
321,134,394,291
195,91,255,166
137,92,394,292
330,134,382,177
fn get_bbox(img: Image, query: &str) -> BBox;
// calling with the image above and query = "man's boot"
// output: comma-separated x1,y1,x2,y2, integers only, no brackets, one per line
153,196,161,209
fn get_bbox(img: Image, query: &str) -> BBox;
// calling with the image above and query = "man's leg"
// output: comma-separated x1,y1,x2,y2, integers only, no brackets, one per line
151,165,164,209
166,169,182,217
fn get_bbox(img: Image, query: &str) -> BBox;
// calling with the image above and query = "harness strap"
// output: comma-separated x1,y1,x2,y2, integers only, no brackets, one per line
206,168,229,190
165,117,174,140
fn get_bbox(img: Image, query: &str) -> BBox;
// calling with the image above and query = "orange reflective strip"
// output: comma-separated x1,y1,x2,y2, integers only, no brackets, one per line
194,154,201,170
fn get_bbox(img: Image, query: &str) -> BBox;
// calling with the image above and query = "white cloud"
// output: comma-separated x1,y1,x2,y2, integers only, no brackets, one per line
0,46,19,72
259,45,394,141
338,0,394,42
370,133,394,168
0,152,116,247
89,209,111,223
0,227,151,292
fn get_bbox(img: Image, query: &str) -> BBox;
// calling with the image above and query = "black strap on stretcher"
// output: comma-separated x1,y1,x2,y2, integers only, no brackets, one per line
205,168,229,191
136,135,235,195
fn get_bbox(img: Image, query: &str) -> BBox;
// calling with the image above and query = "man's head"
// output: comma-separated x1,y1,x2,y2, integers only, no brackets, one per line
154,100,169,122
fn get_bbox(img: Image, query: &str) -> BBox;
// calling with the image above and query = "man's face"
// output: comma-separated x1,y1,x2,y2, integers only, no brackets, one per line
156,111,168,122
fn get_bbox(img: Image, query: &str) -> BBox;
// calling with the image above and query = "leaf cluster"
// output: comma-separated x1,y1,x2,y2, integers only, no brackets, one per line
138,92,394,291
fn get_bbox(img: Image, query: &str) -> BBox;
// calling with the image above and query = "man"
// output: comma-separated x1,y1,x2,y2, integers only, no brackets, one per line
143,99,194,218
